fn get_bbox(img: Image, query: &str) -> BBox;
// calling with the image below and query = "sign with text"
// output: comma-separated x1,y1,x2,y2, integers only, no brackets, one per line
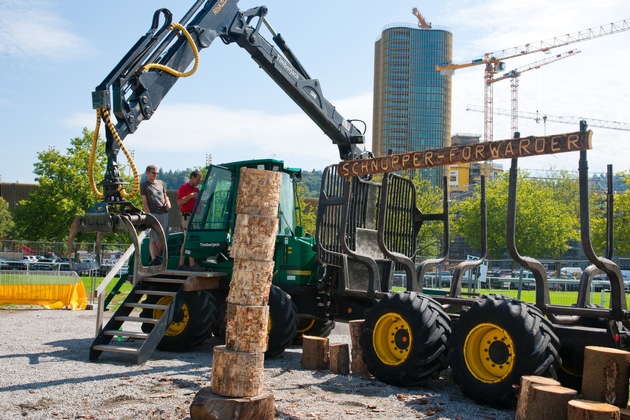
338,130,592,177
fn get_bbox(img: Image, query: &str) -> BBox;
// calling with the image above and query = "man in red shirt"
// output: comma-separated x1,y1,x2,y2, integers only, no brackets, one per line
176,169,203,270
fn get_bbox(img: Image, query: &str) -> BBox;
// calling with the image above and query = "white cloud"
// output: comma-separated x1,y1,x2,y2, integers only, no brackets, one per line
0,0,93,60
64,92,374,173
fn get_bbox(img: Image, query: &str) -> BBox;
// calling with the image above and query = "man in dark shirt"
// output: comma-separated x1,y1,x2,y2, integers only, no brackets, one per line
140,165,171,265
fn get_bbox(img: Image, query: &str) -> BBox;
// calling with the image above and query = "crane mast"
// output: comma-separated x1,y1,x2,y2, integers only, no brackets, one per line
488,49,580,137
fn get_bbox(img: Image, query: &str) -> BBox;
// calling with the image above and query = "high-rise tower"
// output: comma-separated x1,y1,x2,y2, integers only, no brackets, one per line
373,23,452,185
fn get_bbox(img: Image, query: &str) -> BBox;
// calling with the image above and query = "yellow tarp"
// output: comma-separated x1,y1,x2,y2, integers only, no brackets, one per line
0,275,88,310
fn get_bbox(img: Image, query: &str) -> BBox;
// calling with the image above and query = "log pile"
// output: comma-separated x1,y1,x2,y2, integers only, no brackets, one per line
190,168,281,420
515,346,630,420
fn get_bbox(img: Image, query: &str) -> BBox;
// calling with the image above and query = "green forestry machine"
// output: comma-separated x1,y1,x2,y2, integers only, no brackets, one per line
71,0,630,408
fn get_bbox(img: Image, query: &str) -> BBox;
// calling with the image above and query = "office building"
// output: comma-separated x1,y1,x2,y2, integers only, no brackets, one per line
372,23,452,185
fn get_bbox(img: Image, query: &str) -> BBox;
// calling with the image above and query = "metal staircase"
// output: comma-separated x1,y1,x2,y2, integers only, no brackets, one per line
89,269,224,364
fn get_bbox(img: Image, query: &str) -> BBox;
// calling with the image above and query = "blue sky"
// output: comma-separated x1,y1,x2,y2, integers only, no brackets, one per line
1,0,630,184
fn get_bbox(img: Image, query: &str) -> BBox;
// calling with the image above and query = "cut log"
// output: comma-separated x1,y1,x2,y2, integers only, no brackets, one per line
190,387,274,420
567,399,620,420
515,375,561,420
224,303,269,353
230,214,279,261
211,346,265,398
516,384,577,420
236,168,281,217
301,335,329,370
349,319,370,376
329,343,350,375
581,346,630,407
228,259,275,306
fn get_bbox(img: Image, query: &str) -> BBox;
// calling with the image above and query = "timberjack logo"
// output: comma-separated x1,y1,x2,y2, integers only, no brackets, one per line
212,0,227,15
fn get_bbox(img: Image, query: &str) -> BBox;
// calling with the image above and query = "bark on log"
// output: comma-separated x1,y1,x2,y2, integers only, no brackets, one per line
620,408,630,420
228,259,275,306
516,384,577,420
515,375,561,420
211,345,265,398
301,335,329,370
329,343,350,375
567,399,620,420
349,319,370,376
582,346,630,407
230,214,278,261
224,303,269,353
236,168,281,217
190,387,275,420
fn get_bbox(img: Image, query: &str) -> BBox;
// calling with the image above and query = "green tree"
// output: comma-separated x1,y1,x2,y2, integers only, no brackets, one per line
452,170,579,260
413,175,447,258
0,197,14,239
592,171,630,257
11,128,140,242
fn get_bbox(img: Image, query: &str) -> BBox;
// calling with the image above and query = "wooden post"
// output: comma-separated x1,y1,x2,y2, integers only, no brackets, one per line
301,335,329,370
581,346,630,407
329,343,350,375
192,168,281,419
515,375,561,420
567,400,620,419
349,320,370,376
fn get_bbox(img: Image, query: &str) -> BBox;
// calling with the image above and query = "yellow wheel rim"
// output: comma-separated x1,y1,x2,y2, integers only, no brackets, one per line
155,297,189,336
297,319,316,334
373,312,411,366
463,322,515,383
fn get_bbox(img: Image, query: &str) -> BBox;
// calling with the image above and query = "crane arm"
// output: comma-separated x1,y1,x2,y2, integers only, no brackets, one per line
412,7,431,29
490,49,580,84
93,0,368,202
466,105,630,132
437,18,630,73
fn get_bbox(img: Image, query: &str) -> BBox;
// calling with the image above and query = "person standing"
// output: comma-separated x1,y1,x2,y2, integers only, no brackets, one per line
141,165,171,265
176,169,203,271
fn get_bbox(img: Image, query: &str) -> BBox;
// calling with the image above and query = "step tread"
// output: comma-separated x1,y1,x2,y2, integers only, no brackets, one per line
92,344,140,355
103,330,149,339
114,316,158,324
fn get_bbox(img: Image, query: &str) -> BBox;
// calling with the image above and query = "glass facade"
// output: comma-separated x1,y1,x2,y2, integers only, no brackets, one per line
373,24,452,186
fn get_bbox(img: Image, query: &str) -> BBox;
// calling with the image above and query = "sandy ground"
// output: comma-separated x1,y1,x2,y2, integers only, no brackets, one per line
0,307,515,419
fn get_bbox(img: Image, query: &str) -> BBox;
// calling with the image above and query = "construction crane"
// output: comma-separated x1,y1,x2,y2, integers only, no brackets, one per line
466,104,630,133
436,18,630,142
488,49,580,137
412,7,431,29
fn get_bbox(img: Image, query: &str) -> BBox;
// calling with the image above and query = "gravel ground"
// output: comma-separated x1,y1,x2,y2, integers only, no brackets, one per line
0,307,515,419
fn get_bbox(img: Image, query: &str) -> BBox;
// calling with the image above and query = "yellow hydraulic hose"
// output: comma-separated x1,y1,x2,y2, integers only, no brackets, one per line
88,22,199,201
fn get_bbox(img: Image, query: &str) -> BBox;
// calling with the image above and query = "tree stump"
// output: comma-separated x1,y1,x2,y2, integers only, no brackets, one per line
224,303,269,352
567,399,620,420
349,319,370,376
301,335,329,370
516,384,577,420
515,375,561,420
329,343,350,375
190,387,274,420
211,345,265,397
581,346,630,407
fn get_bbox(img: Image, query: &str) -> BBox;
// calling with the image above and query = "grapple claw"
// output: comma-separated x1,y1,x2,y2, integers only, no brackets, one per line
68,201,168,280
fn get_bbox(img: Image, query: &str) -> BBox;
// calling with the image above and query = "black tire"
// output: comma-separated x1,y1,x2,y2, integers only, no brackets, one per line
140,291,218,351
448,294,561,407
266,285,298,357
293,317,335,345
556,303,607,390
360,292,451,387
